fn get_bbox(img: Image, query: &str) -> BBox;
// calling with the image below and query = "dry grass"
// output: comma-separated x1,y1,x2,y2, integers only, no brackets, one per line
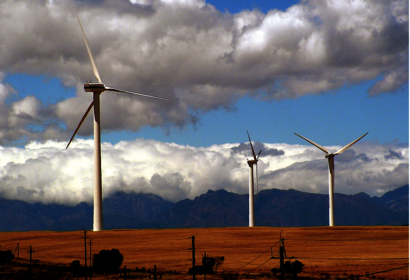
0,226,408,279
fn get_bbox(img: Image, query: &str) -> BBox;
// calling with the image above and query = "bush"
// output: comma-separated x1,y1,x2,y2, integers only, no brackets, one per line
70,260,92,277
220,272,239,280
70,260,80,268
214,256,225,273
188,255,224,275
92,249,123,274
70,260,80,277
0,250,14,263
202,256,216,274
284,260,304,277
189,265,204,275
271,260,304,277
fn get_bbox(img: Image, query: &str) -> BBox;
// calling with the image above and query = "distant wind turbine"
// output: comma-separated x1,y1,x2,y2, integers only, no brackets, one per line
294,132,368,226
66,16,167,231
247,131,262,227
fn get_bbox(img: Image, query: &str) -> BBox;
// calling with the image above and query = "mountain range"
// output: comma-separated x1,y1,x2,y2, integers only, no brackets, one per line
0,185,407,231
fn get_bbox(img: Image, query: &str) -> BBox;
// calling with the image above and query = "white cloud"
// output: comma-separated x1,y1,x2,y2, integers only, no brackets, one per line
0,139,407,205
0,0,406,142
0,74,66,144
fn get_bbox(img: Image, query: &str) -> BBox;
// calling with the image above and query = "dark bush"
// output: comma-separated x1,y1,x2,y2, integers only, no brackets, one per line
70,260,80,277
188,255,223,275
188,265,204,275
70,260,92,278
202,256,216,274
284,260,304,277
220,272,239,280
214,256,225,273
92,249,123,273
0,250,14,263
271,260,304,277
70,260,80,268
135,266,146,272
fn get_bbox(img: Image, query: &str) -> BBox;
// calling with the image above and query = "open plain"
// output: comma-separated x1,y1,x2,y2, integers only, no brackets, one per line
0,226,408,279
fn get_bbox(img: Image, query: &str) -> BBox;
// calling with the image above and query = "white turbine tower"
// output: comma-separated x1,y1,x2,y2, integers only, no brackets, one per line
294,132,368,227
247,131,262,227
66,16,167,231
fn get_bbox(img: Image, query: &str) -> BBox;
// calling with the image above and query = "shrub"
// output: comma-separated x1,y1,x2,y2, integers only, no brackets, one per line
284,260,304,277
70,260,80,268
271,260,304,277
214,256,225,273
70,260,80,277
0,250,14,263
202,256,216,274
92,249,123,273
220,272,239,280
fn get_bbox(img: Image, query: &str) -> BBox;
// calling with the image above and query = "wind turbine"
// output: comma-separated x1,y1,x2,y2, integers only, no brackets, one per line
294,132,368,226
66,16,167,231
246,131,262,227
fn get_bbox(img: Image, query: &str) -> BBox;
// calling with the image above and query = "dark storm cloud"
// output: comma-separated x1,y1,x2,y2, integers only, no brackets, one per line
231,141,285,157
0,0,407,142
385,149,404,160
335,150,372,163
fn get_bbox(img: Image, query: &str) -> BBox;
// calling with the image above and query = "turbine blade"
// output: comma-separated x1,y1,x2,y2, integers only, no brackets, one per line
256,150,262,159
294,133,329,154
105,87,168,101
247,131,257,160
334,132,368,155
77,16,102,83
66,101,94,149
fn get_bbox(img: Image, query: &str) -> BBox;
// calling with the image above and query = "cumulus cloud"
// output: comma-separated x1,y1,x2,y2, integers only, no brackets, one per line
0,0,407,143
0,74,67,144
0,139,407,205
260,141,409,196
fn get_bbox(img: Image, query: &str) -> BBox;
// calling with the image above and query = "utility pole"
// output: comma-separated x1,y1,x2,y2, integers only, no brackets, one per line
89,238,93,279
14,243,19,259
203,252,206,280
84,230,88,280
120,266,131,280
279,232,285,280
189,236,196,280
149,264,162,279
27,245,35,280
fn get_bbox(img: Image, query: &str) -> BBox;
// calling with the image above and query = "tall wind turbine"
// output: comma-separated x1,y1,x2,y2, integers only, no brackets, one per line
294,132,368,226
247,131,262,227
66,16,167,231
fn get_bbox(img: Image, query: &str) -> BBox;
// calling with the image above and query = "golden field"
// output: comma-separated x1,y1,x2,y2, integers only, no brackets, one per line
0,226,408,279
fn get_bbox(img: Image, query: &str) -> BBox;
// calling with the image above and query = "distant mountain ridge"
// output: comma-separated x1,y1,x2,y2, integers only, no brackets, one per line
0,185,407,231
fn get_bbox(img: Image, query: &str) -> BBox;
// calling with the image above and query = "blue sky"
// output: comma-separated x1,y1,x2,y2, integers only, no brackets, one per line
0,0,407,204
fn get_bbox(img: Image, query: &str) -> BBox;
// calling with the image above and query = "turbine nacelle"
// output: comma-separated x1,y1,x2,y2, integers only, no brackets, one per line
84,83,106,92
247,158,258,167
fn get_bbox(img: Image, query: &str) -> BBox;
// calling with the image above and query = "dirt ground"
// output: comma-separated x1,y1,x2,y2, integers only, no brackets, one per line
0,226,408,279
